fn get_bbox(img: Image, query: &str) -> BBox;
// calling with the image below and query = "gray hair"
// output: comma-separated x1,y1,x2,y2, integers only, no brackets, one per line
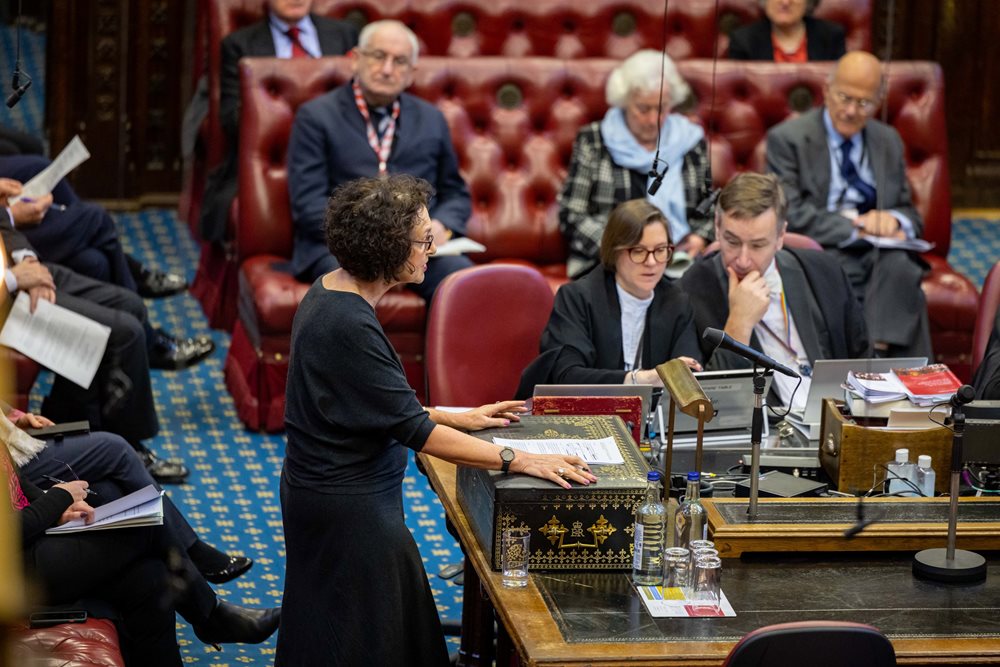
358,19,420,66
605,50,691,110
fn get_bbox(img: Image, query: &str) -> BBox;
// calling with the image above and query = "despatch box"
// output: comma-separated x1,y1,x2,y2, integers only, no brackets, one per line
457,414,650,571
819,399,950,495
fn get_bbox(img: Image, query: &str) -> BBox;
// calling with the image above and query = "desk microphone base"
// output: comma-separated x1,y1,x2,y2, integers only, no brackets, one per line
913,547,987,583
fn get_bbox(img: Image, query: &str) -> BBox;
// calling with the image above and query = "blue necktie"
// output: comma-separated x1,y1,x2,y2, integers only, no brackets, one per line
839,139,877,214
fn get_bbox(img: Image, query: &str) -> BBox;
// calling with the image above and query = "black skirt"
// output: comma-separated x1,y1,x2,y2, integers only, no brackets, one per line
275,472,450,666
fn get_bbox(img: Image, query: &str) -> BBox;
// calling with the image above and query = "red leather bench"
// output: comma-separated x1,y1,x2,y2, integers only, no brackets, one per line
10,618,124,667
188,0,871,329
225,56,975,431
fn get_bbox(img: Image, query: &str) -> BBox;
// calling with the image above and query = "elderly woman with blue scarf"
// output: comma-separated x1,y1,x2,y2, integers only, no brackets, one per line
559,50,712,279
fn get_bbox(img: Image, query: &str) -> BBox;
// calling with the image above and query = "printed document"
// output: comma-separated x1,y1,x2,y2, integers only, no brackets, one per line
46,484,164,534
435,237,487,256
0,291,110,389
9,135,91,204
492,436,624,465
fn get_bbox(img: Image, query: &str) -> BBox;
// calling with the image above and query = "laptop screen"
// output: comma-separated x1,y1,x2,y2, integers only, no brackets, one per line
793,357,927,423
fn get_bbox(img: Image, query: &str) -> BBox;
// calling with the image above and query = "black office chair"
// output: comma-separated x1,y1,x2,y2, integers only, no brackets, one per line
722,621,897,667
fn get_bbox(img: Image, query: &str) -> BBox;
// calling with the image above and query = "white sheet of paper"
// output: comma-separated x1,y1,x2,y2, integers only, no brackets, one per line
491,436,624,465
838,234,933,253
636,586,737,617
434,237,486,256
0,291,111,389
9,135,91,204
46,484,163,534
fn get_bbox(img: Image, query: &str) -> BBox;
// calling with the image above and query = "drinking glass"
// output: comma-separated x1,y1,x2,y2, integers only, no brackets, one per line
663,547,690,588
690,555,722,607
501,528,530,588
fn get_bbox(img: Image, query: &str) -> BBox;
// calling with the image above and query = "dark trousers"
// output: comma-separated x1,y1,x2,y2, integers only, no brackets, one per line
40,265,159,444
20,432,196,549
830,246,932,359
25,524,216,667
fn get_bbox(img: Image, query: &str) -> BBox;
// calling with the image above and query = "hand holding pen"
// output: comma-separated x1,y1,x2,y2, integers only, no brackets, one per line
43,475,97,497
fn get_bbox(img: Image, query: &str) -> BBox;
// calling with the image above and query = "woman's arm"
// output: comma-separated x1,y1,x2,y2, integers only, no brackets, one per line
420,424,597,490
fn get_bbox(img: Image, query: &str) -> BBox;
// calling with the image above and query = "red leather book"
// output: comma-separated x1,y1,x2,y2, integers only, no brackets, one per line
531,395,643,444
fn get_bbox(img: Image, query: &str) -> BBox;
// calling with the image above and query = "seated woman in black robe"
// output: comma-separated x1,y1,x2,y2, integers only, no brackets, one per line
275,174,597,666
520,199,702,393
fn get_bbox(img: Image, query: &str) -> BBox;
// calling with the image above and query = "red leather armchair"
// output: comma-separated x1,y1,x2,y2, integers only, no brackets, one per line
189,0,871,327
10,619,125,667
226,57,974,431
425,264,554,406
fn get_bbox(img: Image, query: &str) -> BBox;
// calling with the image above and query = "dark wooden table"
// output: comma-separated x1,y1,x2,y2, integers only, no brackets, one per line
420,454,1000,666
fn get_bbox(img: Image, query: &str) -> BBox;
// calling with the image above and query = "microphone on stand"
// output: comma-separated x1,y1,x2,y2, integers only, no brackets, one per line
702,327,800,378
843,498,877,538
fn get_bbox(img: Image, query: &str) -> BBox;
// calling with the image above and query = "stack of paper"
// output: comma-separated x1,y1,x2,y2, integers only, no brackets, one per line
845,370,908,403
892,364,962,406
46,484,164,534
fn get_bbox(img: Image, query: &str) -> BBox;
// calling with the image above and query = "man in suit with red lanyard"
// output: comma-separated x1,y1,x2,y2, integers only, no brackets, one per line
286,19,474,300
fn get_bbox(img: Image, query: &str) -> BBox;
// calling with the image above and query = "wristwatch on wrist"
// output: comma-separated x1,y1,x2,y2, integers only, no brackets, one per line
499,447,515,474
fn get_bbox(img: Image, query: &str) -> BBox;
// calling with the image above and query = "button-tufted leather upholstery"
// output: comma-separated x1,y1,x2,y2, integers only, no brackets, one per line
10,619,125,667
225,56,975,430
426,264,554,406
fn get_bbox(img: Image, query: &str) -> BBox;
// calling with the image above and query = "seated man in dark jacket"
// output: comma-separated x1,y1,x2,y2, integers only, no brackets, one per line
680,173,869,413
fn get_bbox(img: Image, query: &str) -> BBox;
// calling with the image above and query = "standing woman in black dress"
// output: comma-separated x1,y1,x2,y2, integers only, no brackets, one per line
276,174,597,666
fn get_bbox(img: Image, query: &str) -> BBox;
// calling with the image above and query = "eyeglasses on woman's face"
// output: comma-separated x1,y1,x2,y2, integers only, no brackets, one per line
625,244,674,264
412,233,435,253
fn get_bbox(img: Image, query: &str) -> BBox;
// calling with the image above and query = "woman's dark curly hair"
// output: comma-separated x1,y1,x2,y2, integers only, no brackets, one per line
324,174,434,284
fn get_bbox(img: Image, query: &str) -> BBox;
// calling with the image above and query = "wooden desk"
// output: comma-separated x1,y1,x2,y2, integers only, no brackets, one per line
420,454,1000,666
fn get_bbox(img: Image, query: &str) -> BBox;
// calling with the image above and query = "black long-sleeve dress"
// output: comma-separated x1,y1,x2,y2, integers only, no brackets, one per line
276,282,450,666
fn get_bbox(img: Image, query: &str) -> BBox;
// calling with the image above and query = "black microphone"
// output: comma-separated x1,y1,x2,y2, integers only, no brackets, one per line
950,384,975,408
843,498,877,538
702,327,800,378
647,167,666,196
6,79,30,109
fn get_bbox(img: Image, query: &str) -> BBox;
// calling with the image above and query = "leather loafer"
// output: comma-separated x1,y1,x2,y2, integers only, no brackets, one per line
202,556,254,584
149,330,215,370
193,601,280,650
137,269,188,298
138,447,189,484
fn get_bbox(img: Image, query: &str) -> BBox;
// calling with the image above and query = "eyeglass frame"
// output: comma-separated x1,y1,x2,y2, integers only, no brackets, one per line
623,243,675,264
828,87,879,113
358,48,413,70
412,233,435,252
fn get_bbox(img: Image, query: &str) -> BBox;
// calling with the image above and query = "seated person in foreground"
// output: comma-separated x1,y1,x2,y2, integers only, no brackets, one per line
287,19,472,300
559,49,713,279
680,173,869,412
728,0,846,62
520,199,702,393
766,51,930,358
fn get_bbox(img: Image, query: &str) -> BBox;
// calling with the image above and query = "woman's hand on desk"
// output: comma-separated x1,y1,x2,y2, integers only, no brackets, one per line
509,453,597,489
434,400,527,431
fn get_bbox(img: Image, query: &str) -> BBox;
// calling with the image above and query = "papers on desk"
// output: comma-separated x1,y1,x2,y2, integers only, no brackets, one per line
46,484,164,534
492,436,624,465
637,586,737,617
434,237,486,256
9,135,91,204
838,234,933,253
0,292,111,389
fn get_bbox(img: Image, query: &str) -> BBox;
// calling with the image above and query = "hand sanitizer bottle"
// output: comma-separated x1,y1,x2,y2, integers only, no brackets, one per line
916,455,936,497
887,448,917,496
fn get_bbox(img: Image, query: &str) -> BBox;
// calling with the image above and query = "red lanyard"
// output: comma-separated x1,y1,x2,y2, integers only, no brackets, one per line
352,78,400,174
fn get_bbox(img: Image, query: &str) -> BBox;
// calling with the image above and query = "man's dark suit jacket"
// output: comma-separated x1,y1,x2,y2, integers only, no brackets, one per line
287,83,471,279
679,248,869,369
516,267,702,396
200,14,357,242
766,107,922,248
727,16,846,61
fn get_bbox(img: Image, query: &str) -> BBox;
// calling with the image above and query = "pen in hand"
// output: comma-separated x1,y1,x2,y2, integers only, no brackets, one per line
19,197,66,211
42,474,98,496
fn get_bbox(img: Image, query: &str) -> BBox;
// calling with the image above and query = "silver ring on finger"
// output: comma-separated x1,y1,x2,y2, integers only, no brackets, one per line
557,467,566,476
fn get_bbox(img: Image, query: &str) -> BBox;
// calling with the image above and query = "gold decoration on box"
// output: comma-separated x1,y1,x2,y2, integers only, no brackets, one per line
539,514,618,549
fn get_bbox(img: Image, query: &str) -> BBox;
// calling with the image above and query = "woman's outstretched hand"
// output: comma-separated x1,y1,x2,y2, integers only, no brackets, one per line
449,400,528,431
509,452,598,490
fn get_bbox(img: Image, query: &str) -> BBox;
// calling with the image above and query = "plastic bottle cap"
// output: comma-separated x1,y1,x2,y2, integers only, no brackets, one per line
918,455,932,467
895,448,909,463
647,471,662,482
686,471,700,481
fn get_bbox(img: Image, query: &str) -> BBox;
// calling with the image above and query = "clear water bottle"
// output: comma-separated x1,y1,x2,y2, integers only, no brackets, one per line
632,470,667,586
887,448,917,496
916,455,936,497
674,471,706,551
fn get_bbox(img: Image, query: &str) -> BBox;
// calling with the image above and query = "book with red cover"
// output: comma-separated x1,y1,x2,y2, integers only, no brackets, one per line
892,364,962,403
531,395,643,444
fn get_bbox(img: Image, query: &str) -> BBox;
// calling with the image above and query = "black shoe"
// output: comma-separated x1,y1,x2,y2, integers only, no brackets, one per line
202,556,254,584
137,268,188,298
138,447,189,484
149,329,215,370
193,601,280,651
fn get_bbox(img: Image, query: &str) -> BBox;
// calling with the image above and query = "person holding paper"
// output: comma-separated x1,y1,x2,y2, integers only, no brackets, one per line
3,435,280,666
519,198,702,393
766,51,931,358
277,174,596,666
